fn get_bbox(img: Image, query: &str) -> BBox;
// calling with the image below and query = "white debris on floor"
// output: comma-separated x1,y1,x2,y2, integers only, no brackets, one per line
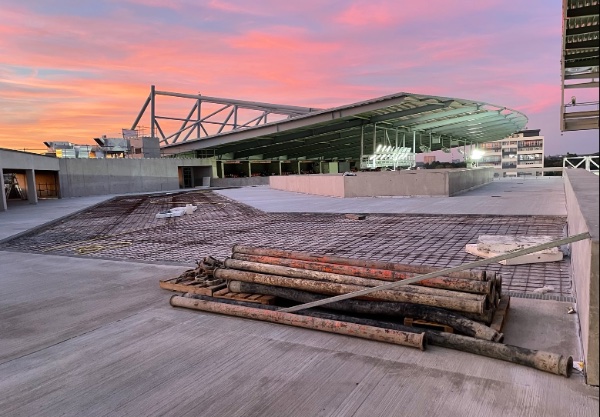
465,235,564,265
155,204,197,219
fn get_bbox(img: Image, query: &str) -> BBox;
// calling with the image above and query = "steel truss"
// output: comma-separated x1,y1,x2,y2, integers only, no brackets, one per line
130,85,319,146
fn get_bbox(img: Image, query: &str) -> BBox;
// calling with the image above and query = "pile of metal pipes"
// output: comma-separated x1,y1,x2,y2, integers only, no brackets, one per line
169,245,573,377
220,245,502,334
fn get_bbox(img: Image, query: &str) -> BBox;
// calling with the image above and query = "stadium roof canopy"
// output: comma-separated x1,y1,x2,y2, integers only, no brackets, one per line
147,90,528,160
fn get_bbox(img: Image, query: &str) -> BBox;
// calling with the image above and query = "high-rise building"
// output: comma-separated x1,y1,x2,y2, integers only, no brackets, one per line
477,129,544,177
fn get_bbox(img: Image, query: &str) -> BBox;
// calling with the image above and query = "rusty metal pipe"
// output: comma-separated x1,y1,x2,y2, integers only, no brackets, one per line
214,268,485,314
232,245,486,280
170,295,426,350
228,281,502,341
179,294,570,377
231,253,493,293
224,258,486,302
461,309,495,325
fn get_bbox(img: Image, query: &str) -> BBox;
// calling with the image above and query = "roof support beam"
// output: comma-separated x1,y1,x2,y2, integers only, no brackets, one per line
567,5,600,18
154,90,317,114
565,58,600,68
258,131,362,159
565,71,599,80
390,107,478,128
412,112,498,130
369,102,450,123
426,116,507,133
566,24,600,36
565,40,600,50
432,116,520,134
565,50,600,60
564,81,600,89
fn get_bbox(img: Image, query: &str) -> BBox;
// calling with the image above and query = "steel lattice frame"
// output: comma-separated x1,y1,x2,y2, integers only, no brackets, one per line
131,85,319,146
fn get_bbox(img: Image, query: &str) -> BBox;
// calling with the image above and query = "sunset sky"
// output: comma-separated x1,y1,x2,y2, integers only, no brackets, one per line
0,0,598,155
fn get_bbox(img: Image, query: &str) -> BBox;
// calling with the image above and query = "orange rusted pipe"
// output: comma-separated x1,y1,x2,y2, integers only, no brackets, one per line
230,253,492,294
232,245,486,280
223,258,485,302
213,268,485,314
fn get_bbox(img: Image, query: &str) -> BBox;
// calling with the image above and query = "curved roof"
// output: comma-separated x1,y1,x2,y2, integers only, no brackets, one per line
162,92,528,159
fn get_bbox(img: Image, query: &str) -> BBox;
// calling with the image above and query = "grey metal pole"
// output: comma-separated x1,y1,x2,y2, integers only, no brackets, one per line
150,85,156,139
360,125,364,160
373,123,377,154
197,99,201,139
412,131,416,167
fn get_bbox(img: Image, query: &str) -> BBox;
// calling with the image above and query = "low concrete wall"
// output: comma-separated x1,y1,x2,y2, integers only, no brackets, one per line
1,150,61,211
269,168,493,198
270,175,344,197
564,169,599,386
447,168,495,196
211,177,270,188
344,171,449,197
58,158,214,197
0,149,60,171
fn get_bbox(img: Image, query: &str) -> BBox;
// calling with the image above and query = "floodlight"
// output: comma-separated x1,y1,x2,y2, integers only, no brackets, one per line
471,149,485,160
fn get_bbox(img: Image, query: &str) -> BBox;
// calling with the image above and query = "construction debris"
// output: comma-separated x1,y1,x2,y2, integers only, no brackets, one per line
465,235,564,265
344,214,366,220
155,204,197,219
162,244,581,377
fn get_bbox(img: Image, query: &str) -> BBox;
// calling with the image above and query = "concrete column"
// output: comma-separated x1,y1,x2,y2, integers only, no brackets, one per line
0,169,7,211
565,170,599,385
329,161,339,174
26,169,38,204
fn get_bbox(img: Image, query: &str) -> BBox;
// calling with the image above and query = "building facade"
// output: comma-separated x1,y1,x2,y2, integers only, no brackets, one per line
478,129,544,177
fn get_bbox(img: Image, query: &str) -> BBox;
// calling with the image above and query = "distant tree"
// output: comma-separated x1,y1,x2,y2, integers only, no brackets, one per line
422,161,466,169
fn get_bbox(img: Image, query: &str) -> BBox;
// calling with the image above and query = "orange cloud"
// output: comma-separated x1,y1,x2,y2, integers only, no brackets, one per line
0,0,594,155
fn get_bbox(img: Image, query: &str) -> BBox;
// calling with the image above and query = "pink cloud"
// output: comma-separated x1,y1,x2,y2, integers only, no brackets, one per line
0,0,588,154
416,38,489,62
335,2,397,27
335,0,504,27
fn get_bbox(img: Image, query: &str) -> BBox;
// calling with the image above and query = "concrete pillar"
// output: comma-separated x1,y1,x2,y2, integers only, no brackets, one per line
26,169,38,204
329,161,339,174
0,169,7,211
565,170,599,386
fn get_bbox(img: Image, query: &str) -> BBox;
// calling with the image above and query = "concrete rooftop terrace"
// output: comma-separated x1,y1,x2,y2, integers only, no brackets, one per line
0,177,598,417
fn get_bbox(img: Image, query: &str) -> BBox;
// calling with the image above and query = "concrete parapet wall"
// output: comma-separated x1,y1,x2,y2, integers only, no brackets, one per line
564,169,599,386
211,177,270,188
270,175,344,197
0,149,59,171
269,168,493,198
58,158,213,197
344,171,448,197
447,168,495,196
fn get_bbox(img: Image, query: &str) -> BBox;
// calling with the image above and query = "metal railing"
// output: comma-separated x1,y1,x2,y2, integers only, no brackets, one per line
563,155,599,175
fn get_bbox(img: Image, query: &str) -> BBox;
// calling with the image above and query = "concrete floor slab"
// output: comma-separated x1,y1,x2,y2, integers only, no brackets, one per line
0,196,114,242
0,270,597,416
0,191,572,296
214,177,567,216
0,181,597,417
0,251,189,363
